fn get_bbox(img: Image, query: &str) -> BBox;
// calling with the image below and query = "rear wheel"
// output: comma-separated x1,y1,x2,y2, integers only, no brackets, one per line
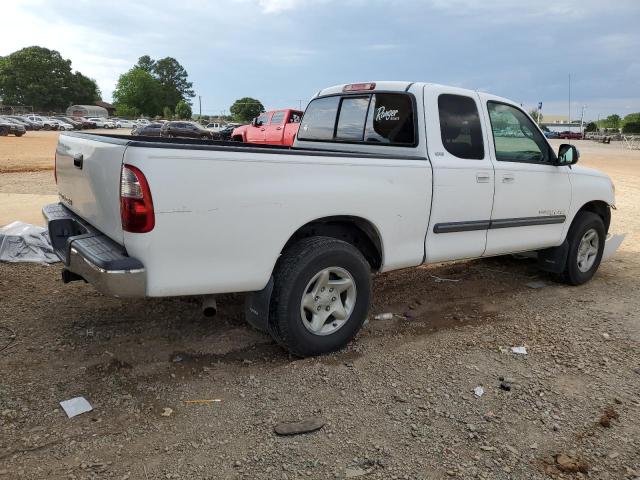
269,237,371,357
15,132,24,137
560,211,605,285
0,127,8,136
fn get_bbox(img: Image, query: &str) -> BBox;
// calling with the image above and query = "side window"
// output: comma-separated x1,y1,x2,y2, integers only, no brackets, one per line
335,96,369,141
298,96,340,141
438,94,484,159
487,102,551,163
256,113,269,126
271,111,285,124
364,93,415,145
289,112,302,123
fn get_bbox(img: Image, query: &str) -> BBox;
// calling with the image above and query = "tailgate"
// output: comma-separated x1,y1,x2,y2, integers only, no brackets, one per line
55,133,127,244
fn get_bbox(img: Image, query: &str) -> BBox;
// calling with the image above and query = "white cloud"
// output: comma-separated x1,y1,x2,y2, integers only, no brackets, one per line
257,0,303,13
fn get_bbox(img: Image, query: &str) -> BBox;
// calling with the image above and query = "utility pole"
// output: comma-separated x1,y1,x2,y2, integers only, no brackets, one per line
537,101,542,124
198,96,202,118
579,105,586,135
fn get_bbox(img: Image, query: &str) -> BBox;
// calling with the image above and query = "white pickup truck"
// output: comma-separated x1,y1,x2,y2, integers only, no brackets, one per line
45,81,618,357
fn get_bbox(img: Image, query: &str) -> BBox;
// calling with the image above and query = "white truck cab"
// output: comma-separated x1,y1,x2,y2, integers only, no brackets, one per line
44,81,618,357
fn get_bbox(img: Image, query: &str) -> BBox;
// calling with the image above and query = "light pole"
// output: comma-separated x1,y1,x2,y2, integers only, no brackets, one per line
579,105,586,135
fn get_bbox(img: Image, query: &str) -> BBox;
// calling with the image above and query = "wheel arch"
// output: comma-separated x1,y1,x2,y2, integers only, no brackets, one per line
280,216,384,271
573,200,611,233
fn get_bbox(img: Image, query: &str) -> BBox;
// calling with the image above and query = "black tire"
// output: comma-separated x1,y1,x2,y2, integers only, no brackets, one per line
0,127,8,136
560,211,606,285
200,134,208,140
15,132,24,137
269,237,371,357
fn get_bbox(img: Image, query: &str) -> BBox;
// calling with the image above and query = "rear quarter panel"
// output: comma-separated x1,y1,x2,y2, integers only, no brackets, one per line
122,146,432,296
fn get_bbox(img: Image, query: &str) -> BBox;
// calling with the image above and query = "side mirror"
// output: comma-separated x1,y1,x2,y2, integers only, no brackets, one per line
557,143,579,165
251,118,258,127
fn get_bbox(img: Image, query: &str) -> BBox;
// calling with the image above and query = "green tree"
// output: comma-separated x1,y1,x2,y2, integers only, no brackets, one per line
528,109,543,124
230,97,264,122
622,122,640,134
174,100,192,119
112,67,162,117
0,46,100,111
153,57,195,111
622,112,640,126
69,72,101,105
136,55,156,73
584,122,598,132
115,104,139,118
163,106,174,119
604,114,621,129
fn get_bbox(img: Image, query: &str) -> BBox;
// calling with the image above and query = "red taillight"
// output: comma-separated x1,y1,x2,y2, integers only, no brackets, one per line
343,82,376,92
120,164,154,233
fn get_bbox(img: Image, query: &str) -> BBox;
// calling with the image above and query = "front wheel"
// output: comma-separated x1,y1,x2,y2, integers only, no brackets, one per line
269,237,371,357
561,211,605,285
0,127,8,136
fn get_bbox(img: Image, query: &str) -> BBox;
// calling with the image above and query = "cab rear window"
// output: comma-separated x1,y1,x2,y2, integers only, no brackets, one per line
298,93,416,146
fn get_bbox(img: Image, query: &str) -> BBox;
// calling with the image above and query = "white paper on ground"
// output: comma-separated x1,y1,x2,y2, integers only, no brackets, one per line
602,233,626,262
60,397,93,418
511,346,528,355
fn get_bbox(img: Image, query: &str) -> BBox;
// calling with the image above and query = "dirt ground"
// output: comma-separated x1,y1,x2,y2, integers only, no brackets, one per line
0,138,639,479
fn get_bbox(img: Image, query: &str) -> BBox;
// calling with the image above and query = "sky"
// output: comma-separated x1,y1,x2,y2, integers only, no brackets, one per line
3,0,640,120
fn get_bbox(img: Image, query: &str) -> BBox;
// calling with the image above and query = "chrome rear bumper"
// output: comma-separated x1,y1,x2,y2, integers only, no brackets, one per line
43,203,146,297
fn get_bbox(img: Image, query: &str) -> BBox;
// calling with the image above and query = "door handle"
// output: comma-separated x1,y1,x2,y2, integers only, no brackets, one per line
502,175,515,183
276,127,282,130
476,173,490,183
73,153,83,169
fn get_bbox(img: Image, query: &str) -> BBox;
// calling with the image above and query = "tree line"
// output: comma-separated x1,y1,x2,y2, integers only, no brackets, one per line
0,47,101,111
0,47,267,123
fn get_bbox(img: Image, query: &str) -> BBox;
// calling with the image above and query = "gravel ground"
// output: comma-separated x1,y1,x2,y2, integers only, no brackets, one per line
0,140,639,479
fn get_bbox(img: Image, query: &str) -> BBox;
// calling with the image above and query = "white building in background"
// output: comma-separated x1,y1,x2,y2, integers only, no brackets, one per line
541,115,584,133
66,105,109,118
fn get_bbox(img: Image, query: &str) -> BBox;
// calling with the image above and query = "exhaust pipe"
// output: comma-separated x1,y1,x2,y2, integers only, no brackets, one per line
202,296,217,317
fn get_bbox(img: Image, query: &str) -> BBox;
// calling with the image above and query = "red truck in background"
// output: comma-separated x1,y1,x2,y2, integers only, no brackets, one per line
231,109,303,146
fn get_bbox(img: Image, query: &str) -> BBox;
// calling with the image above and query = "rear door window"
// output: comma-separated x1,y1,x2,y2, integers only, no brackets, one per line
271,111,285,124
437,94,485,159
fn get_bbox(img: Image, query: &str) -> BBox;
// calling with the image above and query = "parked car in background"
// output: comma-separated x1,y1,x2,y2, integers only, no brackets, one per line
544,130,560,139
558,131,583,140
87,117,116,129
71,117,98,129
4,116,35,130
48,118,75,131
217,124,237,141
0,118,26,136
113,119,136,128
206,122,225,132
56,117,83,130
232,109,303,146
132,122,163,137
160,121,218,139
135,119,151,127
25,115,58,130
